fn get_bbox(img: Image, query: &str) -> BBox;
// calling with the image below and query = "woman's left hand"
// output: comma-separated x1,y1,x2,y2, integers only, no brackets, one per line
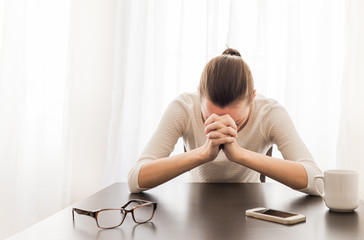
222,140,244,163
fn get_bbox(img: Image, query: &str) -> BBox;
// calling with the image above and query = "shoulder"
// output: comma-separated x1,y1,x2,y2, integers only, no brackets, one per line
167,92,200,115
173,92,200,108
252,93,292,131
253,94,296,138
253,94,286,116
161,92,200,129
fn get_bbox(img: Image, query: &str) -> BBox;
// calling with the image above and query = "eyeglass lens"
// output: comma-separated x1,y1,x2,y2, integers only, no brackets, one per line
96,202,154,228
133,204,155,223
97,210,125,228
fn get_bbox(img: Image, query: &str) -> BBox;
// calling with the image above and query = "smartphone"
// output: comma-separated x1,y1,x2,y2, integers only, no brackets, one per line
246,207,306,225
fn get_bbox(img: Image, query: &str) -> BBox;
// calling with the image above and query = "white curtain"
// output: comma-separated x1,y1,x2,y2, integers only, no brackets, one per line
0,0,117,238
104,0,346,186
0,0,71,238
337,0,364,200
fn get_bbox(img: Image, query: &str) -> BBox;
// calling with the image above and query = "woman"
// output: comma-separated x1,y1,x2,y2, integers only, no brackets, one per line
128,48,322,195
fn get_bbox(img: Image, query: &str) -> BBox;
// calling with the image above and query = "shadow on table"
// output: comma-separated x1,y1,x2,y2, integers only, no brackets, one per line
324,210,361,239
96,227,126,239
287,194,323,210
128,192,158,202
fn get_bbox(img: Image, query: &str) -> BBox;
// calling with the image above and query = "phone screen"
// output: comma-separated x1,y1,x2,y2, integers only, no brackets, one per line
257,209,298,218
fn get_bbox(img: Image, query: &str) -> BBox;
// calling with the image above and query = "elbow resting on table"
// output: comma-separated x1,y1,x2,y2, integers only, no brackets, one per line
127,167,144,193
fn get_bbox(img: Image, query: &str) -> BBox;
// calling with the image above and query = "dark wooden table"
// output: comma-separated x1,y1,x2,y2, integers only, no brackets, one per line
8,182,364,240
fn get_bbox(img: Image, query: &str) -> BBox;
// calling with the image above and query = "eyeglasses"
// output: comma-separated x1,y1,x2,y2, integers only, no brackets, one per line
72,199,157,229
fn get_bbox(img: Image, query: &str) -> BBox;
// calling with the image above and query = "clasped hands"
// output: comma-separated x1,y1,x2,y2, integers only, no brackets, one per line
200,113,242,163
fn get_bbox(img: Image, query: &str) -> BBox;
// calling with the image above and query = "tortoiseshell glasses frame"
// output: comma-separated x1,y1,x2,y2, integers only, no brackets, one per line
72,199,157,229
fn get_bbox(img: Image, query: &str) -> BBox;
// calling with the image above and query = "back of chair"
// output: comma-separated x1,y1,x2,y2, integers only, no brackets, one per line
260,146,273,183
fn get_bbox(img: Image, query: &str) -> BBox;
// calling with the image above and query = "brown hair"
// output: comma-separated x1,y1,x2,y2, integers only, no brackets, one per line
198,48,254,108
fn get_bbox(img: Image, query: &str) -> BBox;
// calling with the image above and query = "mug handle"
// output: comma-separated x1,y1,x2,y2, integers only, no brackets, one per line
314,175,324,197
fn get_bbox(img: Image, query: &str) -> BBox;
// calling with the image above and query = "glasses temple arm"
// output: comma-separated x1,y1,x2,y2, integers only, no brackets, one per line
122,199,155,209
72,208,96,219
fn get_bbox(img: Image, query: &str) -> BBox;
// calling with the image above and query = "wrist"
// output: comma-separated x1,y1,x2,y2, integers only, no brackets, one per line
193,146,214,164
224,141,246,163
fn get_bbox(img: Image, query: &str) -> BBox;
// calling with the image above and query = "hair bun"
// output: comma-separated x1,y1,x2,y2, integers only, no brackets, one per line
222,48,241,57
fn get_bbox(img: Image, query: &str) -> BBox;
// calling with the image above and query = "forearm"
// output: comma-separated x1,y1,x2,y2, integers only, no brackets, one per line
138,148,207,189
227,144,308,190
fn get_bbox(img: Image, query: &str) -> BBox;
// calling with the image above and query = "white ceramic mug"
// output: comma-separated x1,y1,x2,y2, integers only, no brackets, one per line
314,170,359,212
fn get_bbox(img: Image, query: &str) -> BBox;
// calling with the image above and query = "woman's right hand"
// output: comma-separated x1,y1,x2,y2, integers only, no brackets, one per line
198,137,235,162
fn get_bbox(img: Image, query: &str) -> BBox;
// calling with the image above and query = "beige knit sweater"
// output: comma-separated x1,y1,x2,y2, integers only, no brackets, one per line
128,92,322,195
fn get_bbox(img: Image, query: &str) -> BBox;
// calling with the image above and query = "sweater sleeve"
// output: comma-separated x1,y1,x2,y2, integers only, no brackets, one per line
127,97,189,193
264,103,323,196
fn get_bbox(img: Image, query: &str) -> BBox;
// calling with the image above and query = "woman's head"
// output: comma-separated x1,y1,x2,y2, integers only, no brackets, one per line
198,48,255,108
199,48,256,129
